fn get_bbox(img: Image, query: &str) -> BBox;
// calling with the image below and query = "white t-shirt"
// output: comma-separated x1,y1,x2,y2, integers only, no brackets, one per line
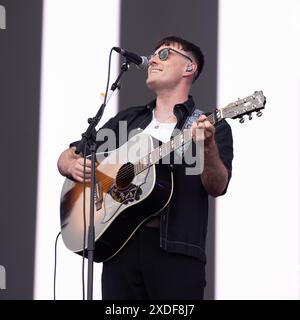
143,111,176,143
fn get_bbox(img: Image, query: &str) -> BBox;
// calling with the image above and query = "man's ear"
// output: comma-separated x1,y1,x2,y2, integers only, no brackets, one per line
186,64,193,72
183,63,198,81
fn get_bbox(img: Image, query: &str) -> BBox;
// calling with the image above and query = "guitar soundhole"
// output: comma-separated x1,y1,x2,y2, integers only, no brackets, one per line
116,162,135,190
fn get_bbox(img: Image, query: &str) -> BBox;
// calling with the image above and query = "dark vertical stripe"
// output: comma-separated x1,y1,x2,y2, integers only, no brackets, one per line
0,0,43,299
119,0,218,299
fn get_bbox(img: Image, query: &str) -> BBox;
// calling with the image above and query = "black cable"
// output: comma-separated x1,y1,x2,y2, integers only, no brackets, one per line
82,143,87,300
53,231,61,300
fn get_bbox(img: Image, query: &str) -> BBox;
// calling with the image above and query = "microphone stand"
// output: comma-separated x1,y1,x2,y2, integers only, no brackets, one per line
75,60,131,300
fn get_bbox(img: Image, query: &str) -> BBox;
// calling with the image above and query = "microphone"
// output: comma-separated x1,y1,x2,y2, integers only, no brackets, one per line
113,47,148,70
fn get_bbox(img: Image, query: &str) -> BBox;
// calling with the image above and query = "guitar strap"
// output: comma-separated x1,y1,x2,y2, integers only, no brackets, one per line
183,108,205,130
174,108,204,159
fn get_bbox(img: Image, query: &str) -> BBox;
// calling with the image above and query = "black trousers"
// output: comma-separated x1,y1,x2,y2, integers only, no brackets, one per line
102,226,206,300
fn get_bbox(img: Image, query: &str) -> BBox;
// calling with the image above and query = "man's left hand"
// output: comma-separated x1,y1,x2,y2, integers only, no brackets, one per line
191,115,216,151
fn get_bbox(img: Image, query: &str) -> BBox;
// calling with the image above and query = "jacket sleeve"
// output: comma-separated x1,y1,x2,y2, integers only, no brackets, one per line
214,120,234,195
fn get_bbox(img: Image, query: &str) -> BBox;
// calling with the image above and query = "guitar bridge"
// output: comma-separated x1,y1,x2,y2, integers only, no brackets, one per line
94,178,103,211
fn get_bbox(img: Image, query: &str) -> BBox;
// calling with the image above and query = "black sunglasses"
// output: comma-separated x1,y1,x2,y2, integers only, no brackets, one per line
149,47,193,63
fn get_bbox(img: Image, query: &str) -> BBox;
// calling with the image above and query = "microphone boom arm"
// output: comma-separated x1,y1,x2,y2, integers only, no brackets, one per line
75,60,130,155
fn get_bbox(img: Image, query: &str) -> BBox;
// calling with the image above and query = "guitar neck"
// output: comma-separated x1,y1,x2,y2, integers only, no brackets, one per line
134,112,217,175
134,88,267,176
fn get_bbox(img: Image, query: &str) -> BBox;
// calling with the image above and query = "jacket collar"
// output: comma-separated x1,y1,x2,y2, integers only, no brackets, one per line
145,95,195,116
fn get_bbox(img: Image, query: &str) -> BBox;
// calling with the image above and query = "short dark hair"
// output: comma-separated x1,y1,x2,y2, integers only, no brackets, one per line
154,36,204,82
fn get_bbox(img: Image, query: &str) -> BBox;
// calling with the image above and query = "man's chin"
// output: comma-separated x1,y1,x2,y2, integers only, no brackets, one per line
146,78,156,90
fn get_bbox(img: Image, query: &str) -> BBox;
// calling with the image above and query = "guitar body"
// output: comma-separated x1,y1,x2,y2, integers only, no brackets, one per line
60,133,173,262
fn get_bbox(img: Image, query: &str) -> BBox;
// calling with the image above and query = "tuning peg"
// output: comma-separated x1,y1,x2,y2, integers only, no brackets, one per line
239,117,245,123
248,113,253,120
256,111,263,117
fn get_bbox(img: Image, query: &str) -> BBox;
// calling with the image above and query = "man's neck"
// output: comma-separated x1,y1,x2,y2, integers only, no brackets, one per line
155,90,189,116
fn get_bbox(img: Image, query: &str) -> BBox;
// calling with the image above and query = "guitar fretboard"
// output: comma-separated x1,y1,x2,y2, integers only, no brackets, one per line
134,112,216,175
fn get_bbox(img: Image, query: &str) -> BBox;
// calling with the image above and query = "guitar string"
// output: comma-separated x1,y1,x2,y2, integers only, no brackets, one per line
85,114,216,190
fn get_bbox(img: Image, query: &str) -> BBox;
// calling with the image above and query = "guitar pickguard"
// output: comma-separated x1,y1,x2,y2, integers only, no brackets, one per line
100,184,142,224
109,183,142,204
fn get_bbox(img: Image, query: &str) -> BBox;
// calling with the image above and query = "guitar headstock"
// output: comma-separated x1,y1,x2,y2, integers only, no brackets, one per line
217,91,266,123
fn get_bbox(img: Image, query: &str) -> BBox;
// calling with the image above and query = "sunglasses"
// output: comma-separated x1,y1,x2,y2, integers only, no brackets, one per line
148,47,193,63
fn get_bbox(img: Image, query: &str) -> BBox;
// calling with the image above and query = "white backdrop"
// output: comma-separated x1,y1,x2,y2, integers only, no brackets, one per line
34,0,120,299
216,0,300,299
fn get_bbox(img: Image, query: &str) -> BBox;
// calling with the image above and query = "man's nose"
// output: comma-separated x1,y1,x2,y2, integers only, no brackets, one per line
148,57,158,67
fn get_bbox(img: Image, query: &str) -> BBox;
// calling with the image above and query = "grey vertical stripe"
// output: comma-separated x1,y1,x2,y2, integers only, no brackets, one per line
119,0,218,299
0,0,43,299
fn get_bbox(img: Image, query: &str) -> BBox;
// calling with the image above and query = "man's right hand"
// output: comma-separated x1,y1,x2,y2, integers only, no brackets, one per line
67,156,93,182
57,147,96,182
